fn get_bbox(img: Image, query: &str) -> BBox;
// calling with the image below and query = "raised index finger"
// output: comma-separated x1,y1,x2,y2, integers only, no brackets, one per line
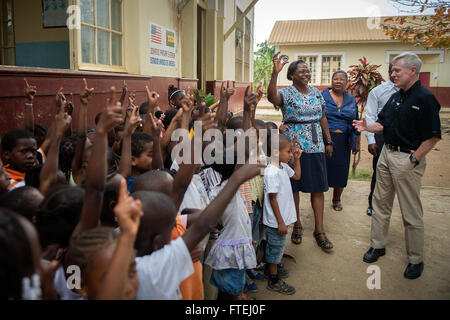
245,85,252,96
110,86,116,104
24,78,30,88
118,178,128,203
199,102,206,118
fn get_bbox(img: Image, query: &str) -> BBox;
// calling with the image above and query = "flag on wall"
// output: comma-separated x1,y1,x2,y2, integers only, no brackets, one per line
166,30,175,48
151,24,162,45
150,22,176,68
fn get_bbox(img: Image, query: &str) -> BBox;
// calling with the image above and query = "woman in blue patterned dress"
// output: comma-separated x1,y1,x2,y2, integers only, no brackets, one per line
268,53,334,252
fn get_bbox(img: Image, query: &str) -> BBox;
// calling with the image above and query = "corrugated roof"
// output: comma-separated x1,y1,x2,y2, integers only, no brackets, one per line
268,17,402,44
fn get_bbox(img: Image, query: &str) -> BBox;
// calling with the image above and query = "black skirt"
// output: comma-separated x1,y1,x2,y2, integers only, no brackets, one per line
326,132,351,188
290,152,329,193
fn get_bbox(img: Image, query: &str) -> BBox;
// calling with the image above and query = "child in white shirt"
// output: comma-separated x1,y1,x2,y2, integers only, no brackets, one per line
263,134,302,295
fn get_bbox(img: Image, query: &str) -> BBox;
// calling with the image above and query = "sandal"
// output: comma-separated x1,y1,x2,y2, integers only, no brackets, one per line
291,225,303,245
313,232,333,252
332,199,343,211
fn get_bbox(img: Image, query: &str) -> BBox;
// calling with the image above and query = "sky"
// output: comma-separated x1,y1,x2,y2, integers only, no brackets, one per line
253,0,437,49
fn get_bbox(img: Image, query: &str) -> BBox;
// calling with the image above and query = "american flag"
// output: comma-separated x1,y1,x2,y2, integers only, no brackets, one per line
151,24,162,45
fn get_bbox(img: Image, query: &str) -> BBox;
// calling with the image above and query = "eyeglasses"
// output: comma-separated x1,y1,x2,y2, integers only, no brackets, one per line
296,70,311,75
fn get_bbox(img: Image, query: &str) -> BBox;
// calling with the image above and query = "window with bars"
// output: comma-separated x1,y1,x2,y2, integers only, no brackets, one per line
0,0,15,65
321,56,342,85
80,0,123,67
298,56,318,84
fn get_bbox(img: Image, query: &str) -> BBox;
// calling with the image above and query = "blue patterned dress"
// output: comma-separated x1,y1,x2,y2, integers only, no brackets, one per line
278,85,329,193
279,85,326,154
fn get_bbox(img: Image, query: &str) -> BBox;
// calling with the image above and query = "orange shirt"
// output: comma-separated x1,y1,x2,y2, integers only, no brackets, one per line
171,215,204,300
4,165,26,190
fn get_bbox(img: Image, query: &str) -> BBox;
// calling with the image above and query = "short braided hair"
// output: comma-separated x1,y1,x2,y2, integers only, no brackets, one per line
67,227,118,277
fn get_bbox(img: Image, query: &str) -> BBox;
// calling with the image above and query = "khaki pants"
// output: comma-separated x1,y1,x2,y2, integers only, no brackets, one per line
371,146,426,264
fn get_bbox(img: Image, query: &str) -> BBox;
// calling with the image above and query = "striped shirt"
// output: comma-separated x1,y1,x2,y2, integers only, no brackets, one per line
199,167,222,199
239,181,253,214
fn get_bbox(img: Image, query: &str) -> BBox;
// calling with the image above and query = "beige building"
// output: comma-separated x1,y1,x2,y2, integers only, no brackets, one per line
268,17,449,107
0,0,258,134
3,0,256,87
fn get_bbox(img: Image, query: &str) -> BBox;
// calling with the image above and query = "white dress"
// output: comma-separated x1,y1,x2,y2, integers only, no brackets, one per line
205,180,257,270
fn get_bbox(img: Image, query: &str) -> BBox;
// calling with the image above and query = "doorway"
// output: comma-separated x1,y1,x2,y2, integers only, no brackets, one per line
197,5,206,91
419,72,431,89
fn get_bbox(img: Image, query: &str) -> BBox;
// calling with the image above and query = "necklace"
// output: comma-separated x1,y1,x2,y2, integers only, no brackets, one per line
330,90,343,112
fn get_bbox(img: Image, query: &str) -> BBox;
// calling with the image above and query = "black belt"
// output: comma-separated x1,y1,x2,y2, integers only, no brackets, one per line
385,143,415,154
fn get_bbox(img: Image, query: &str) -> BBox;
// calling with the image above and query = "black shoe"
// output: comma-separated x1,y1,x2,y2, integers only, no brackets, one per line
404,262,424,279
363,247,386,263
367,207,373,216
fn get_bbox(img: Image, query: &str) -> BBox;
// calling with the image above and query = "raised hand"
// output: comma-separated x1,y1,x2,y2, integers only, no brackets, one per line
97,87,124,134
185,86,195,105
197,102,216,134
255,82,264,105
119,80,128,106
353,119,367,132
54,108,72,137
145,85,160,110
244,85,257,112
114,179,143,237
180,93,195,113
220,81,235,102
272,52,289,74
128,91,136,106
148,112,164,138
55,88,66,114
66,93,75,116
80,78,95,105
121,80,128,97
124,104,142,135
24,78,37,102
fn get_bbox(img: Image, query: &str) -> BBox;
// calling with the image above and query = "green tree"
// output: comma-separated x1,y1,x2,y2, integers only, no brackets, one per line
253,40,276,93
383,1,449,50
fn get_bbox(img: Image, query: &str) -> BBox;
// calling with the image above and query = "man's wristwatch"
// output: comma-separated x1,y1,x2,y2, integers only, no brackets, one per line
325,140,333,146
409,154,420,166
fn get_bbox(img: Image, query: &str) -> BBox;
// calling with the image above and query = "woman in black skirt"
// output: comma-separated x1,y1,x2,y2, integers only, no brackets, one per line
322,71,360,211
268,53,334,252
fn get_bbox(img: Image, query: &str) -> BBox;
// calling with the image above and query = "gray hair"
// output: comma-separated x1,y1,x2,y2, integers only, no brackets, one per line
392,52,422,75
